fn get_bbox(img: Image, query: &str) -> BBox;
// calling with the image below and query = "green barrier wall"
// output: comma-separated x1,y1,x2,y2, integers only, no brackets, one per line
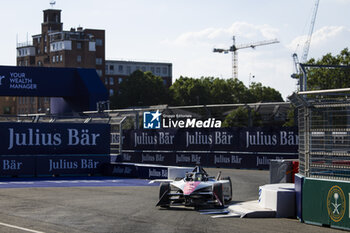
303,177,350,230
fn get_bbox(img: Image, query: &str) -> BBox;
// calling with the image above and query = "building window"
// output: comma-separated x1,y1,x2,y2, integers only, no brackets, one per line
60,55,63,62
156,67,161,74
109,65,114,70
151,67,155,73
141,67,146,71
96,39,103,46
126,66,131,74
109,77,114,85
77,55,81,63
52,56,55,63
44,46,47,53
56,55,59,62
77,42,82,49
96,69,102,77
105,77,108,85
96,58,102,65
162,67,167,75
118,77,123,84
118,65,123,72
109,89,114,96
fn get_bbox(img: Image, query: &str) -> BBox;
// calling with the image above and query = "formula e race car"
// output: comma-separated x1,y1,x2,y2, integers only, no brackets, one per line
156,166,232,208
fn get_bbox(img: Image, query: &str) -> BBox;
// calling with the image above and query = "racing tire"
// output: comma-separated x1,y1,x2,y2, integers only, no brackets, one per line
220,176,232,202
213,183,225,207
158,183,171,208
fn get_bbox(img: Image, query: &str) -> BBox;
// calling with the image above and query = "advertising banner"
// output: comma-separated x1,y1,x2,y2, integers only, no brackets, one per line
0,66,75,97
0,155,36,176
35,155,110,176
303,177,350,230
122,127,298,153
0,122,110,155
0,155,110,177
119,151,297,169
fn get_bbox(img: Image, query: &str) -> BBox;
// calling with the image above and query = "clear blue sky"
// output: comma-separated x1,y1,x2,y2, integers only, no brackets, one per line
1,0,349,99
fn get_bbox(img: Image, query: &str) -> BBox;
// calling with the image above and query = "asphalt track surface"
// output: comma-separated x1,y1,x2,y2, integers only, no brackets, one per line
0,168,344,233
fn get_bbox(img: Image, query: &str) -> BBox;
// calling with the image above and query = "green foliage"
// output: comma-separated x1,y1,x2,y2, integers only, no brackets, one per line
248,82,283,103
169,76,211,105
222,106,262,127
283,107,296,127
307,48,350,90
110,70,169,109
110,71,284,110
169,77,280,106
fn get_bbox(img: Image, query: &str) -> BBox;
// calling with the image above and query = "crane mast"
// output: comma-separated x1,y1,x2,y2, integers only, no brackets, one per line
213,36,279,79
302,0,320,63
291,0,320,92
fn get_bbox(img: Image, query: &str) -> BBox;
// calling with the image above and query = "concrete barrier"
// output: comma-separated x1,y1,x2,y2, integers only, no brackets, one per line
258,183,296,218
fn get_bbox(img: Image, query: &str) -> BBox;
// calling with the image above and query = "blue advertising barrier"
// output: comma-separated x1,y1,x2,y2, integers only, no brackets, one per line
0,155,110,177
116,152,297,170
0,122,110,155
0,65,108,114
0,155,36,176
117,127,298,169
107,163,168,179
0,122,111,177
122,127,298,152
35,155,110,176
295,174,304,221
107,163,138,178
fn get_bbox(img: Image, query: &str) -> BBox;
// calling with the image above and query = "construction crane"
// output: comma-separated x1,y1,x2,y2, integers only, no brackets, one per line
213,36,279,79
291,0,320,86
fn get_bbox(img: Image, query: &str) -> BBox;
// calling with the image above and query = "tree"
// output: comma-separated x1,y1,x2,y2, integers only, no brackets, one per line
170,77,265,106
283,106,296,127
169,76,211,106
307,48,350,90
222,106,262,127
248,82,283,103
110,70,169,109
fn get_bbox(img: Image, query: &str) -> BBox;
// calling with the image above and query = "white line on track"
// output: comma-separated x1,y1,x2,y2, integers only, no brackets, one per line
0,222,45,233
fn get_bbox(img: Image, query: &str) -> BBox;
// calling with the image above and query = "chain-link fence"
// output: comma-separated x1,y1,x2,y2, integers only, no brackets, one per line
291,88,350,180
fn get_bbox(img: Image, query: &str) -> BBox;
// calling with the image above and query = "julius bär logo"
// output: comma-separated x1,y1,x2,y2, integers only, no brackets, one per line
143,110,161,129
327,185,346,222
0,75,5,85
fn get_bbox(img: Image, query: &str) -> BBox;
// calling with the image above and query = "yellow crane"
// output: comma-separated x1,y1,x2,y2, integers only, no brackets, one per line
213,36,279,79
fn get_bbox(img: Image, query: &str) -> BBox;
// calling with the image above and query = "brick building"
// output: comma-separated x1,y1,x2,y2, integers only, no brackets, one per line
2,8,172,115
15,9,105,114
